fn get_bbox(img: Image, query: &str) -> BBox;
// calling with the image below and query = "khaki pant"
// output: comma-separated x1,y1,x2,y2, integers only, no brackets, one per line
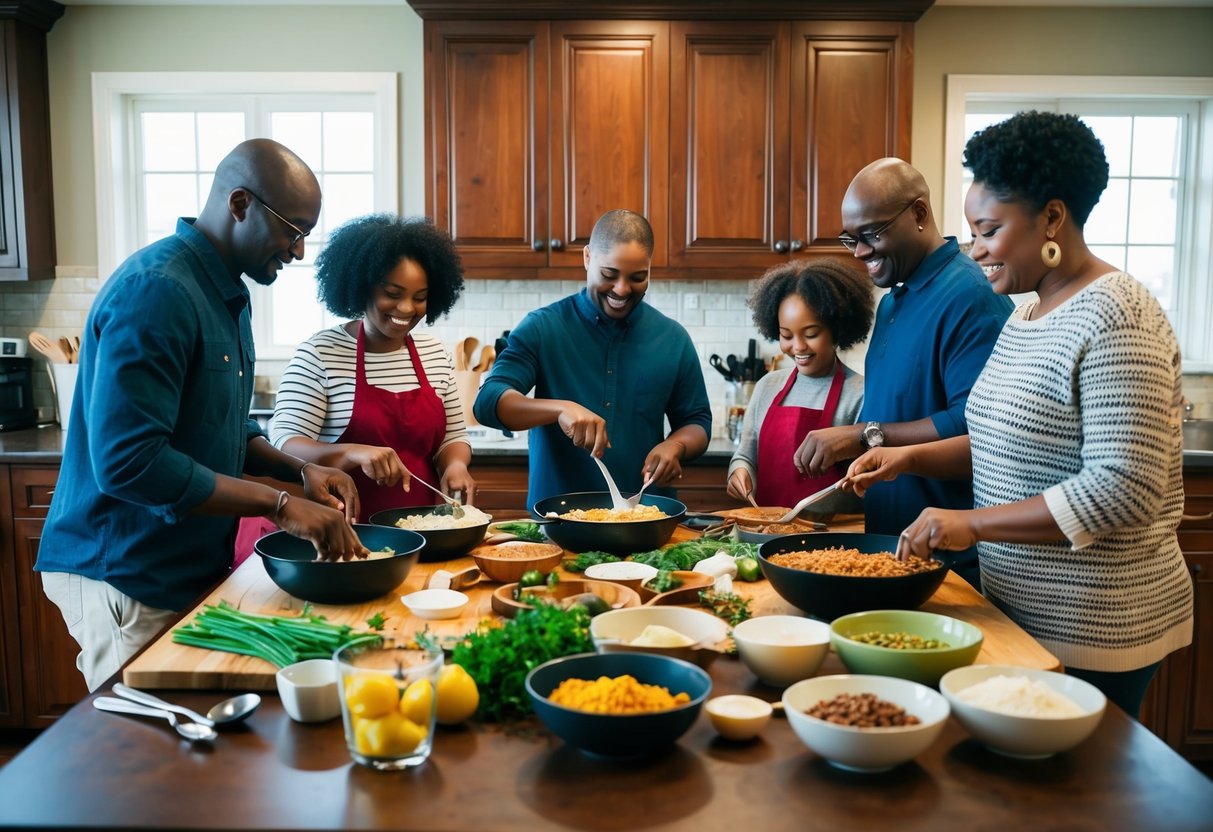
41,572,178,692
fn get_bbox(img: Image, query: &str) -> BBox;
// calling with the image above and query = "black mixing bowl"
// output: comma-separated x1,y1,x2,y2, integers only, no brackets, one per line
254,524,425,605
758,532,949,621
367,505,491,561
530,492,686,556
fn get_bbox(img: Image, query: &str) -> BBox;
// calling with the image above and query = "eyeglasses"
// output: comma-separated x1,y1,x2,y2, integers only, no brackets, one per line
244,188,310,249
838,197,921,253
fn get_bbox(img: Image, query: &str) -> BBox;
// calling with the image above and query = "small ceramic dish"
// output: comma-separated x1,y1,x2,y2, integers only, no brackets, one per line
704,695,774,741
583,561,660,591
400,588,470,620
276,658,341,723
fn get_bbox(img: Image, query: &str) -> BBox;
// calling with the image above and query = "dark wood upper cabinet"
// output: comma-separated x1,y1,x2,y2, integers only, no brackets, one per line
0,0,63,282
416,2,917,278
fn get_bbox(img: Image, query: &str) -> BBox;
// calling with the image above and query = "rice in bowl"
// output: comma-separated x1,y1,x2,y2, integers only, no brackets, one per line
394,504,491,530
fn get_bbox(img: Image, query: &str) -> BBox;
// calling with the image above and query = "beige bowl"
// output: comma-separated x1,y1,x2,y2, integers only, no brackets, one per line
704,695,773,741
589,606,730,668
470,541,564,583
731,615,832,688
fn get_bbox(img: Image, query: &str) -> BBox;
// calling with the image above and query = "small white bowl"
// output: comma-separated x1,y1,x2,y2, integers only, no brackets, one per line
589,606,730,667
704,695,773,741
783,674,950,772
401,588,469,620
939,665,1106,759
731,615,832,688
276,658,341,723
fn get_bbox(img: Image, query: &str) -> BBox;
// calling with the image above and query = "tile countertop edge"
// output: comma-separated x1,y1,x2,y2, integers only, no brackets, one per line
2,426,1211,469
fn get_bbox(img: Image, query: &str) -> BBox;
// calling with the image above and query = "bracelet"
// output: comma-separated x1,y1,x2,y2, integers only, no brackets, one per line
271,490,289,524
299,462,314,484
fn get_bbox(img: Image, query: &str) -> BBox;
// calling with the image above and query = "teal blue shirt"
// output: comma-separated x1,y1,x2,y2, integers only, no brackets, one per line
36,219,265,611
475,290,712,508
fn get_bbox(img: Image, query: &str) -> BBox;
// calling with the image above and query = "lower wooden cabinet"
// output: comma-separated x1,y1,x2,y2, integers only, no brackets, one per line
1142,468,1213,762
0,464,87,729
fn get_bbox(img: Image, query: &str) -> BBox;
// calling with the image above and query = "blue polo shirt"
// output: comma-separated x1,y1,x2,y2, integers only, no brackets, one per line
36,219,265,611
860,238,1013,568
475,290,712,508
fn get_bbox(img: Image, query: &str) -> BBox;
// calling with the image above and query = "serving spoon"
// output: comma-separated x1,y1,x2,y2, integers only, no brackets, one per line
93,697,218,743
776,480,845,524
590,454,630,511
409,474,465,519
206,692,262,726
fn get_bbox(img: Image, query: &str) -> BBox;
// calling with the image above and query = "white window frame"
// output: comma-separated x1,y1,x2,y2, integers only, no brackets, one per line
944,75,1213,371
91,71,398,368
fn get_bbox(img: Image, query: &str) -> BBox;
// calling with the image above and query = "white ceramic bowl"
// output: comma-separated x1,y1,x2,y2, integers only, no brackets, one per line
275,658,341,723
939,665,1106,759
704,695,773,741
401,588,470,620
731,615,832,688
589,606,730,667
783,674,950,772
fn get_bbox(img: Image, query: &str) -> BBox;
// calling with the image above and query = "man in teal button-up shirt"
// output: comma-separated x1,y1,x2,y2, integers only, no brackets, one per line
37,140,367,691
474,209,712,509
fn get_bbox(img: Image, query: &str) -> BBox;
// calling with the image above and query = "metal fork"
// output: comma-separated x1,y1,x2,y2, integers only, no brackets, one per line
625,474,656,509
409,474,465,519
590,455,630,511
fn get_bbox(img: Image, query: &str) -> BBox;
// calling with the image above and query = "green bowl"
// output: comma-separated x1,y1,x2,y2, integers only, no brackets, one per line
830,610,983,686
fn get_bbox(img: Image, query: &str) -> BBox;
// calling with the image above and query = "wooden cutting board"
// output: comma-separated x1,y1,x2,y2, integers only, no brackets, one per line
123,522,1060,691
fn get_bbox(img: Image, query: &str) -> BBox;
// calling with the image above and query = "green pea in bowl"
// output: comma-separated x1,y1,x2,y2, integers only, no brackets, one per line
830,610,983,686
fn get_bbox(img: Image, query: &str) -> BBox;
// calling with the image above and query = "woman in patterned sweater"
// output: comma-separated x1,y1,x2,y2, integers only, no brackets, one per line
844,111,1193,716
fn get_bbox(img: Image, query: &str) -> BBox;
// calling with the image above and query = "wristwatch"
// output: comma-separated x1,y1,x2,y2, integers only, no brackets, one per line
859,421,885,450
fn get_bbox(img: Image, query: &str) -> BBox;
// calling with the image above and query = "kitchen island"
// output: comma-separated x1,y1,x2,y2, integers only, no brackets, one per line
2,546,1212,830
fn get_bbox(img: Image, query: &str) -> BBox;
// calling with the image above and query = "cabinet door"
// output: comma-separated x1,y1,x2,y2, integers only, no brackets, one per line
0,468,21,726
425,21,550,272
669,21,790,270
790,21,913,254
548,21,669,268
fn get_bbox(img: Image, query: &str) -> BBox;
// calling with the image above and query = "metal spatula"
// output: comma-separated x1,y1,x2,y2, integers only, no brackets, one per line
776,480,845,523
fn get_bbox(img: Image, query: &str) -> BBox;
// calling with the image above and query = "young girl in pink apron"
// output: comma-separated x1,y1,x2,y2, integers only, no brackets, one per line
726,258,876,513
234,215,471,565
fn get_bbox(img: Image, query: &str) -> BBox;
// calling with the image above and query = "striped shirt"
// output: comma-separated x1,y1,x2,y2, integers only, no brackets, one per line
967,272,1193,673
269,325,470,460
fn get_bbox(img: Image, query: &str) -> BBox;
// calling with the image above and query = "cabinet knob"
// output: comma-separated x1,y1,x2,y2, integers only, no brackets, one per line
532,239,546,252
790,239,806,252
1181,512,1213,522
549,238,564,251
1192,563,1202,577
773,240,789,254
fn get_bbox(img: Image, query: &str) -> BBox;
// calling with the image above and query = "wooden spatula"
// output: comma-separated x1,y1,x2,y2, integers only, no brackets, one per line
29,332,69,363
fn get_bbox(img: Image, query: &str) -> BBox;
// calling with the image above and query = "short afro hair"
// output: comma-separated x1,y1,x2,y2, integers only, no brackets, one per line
588,209,654,256
314,214,464,323
748,258,875,351
963,111,1109,227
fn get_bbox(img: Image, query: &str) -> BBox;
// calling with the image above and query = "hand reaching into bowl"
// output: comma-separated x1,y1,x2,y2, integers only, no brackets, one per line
896,508,976,562
344,444,413,490
300,461,362,523
276,483,370,562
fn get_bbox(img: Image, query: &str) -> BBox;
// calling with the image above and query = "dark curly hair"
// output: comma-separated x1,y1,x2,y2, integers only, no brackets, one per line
747,258,875,350
314,214,464,323
963,111,1109,227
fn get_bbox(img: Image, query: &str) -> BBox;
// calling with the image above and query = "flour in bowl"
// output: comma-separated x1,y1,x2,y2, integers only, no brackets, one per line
394,505,490,530
955,675,1085,717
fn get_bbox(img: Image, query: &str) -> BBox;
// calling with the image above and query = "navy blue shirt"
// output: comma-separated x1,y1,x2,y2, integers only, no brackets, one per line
860,238,1013,569
474,290,712,508
36,219,264,611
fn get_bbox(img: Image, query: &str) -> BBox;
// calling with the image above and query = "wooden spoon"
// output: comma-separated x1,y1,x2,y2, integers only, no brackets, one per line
474,345,495,372
58,337,77,363
29,332,69,363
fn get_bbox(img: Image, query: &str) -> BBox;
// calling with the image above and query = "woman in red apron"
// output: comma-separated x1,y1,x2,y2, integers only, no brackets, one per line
726,258,875,511
234,216,471,562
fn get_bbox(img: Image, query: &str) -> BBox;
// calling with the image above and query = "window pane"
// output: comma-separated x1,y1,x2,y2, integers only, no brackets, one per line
324,112,374,171
141,113,196,171
144,174,199,240
271,112,323,170
197,113,246,170
320,173,374,231
1083,115,1132,177
1085,178,1129,245
1090,245,1126,272
1126,245,1175,308
1132,116,1182,178
1128,179,1178,244
198,173,214,204
271,266,326,344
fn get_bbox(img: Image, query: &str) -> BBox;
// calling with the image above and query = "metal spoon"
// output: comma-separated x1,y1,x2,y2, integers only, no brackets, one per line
625,474,656,509
112,682,215,727
776,480,845,523
409,474,465,519
206,692,262,726
93,697,218,743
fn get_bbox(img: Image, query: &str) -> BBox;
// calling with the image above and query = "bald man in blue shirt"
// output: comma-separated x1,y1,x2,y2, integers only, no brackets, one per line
474,210,712,509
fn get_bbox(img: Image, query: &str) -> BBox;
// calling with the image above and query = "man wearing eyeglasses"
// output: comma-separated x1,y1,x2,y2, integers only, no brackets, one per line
793,157,1012,590
37,139,369,691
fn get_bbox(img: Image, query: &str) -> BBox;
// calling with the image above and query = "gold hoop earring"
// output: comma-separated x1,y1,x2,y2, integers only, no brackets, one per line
1041,240,1062,268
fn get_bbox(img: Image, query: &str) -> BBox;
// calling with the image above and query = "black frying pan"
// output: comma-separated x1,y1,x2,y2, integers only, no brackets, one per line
530,492,686,555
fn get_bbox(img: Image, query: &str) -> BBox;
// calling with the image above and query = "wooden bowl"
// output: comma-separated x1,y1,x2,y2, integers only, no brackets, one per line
490,579,641,619
470,541,564,583
636,570,714,603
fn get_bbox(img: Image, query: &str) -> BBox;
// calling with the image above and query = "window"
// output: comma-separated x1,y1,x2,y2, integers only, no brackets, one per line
93,73,398,363
944,76,1213,370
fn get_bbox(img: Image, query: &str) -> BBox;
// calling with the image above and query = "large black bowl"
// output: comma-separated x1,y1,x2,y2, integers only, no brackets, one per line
531,492,686,555
367,505,491,562
758,532,949,621
525,652,711,757
254,524,425,605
